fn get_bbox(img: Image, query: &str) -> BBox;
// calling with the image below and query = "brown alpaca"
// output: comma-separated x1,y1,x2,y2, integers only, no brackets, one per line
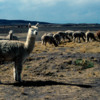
96,30,100,39
0,23,39,82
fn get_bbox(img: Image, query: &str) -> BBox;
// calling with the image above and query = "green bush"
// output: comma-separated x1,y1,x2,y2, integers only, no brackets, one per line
75,59,94,69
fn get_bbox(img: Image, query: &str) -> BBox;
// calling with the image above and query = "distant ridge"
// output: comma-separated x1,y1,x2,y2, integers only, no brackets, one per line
0,19,51,25
0,19,100,26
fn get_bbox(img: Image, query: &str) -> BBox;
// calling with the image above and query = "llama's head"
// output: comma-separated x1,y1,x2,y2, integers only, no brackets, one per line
9,30,13,35
28,23,39,37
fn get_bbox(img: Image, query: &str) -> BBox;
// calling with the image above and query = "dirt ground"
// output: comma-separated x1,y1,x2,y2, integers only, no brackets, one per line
0,30,100,100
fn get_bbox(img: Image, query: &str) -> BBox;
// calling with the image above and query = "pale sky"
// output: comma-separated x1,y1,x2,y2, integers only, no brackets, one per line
0,0,100,23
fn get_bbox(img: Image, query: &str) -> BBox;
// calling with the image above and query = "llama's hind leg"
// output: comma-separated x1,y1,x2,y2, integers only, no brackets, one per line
78,37,81,43
86,36,89,42
82,36,85,42
14,62,22,82
73,37,75,42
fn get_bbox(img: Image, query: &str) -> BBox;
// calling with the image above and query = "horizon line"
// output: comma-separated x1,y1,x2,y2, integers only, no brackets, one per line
0,19,100,25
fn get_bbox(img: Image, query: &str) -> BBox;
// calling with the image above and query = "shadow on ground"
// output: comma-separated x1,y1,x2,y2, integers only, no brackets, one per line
2,80,92,88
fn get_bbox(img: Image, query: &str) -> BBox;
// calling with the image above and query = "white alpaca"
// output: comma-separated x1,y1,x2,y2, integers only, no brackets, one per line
7,30,19,40
0,23,39,82
0,30,13,40
6,30,13,40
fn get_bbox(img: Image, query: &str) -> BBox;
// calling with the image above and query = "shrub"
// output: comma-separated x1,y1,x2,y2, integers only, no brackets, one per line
75,59,94,69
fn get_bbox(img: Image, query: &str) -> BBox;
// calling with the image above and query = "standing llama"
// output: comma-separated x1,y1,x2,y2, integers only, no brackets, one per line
6,30,13,40
6,30,19,40
0,30,13,40
0,30,18,40
0,23,39,82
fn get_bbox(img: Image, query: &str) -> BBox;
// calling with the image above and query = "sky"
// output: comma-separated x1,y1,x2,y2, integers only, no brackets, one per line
0,0,100,24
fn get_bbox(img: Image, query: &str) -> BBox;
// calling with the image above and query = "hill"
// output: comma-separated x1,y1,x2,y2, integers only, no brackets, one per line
0,19,51,25
0,19,100,27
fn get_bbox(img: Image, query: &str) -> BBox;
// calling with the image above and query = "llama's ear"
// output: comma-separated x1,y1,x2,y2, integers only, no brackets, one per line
28,23,31,28
35,23,39,27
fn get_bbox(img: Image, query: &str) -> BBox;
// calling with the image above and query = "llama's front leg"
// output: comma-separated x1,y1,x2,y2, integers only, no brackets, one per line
14,62,22,82
78,37,81,43
86,36,89,42
41,40,44,45
86,37,88,42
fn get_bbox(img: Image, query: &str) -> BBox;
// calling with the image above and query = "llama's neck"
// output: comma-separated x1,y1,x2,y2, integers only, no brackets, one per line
25,33,36,54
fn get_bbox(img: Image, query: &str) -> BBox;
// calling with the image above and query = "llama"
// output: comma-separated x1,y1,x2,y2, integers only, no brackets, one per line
0,23,39,82
41,33,58,47
0,30,18,40
53,33,61,44
85,30,96,42
65,30,74,39
96,30,100,40
57,31,71,42
6,30,13,40
6,30,19,40
73,31,85,43
0,30,13,40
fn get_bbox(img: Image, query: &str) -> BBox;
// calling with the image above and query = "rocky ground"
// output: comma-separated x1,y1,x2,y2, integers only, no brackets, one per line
0,40,100,100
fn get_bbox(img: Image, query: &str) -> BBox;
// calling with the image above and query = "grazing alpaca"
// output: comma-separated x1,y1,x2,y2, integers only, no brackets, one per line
53,33,61,44
85,30,96,42
0,23,39,82
65,30,74,39
41,33,58,47
73,31,85,43
96,30,100,39
57,31,71,42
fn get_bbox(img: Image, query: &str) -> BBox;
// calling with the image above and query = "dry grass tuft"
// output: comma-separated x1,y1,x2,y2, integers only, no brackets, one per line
33,41,100,54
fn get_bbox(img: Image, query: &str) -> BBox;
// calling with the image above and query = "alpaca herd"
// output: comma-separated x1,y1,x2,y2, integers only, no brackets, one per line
41,30,100,46
0,23,100,82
